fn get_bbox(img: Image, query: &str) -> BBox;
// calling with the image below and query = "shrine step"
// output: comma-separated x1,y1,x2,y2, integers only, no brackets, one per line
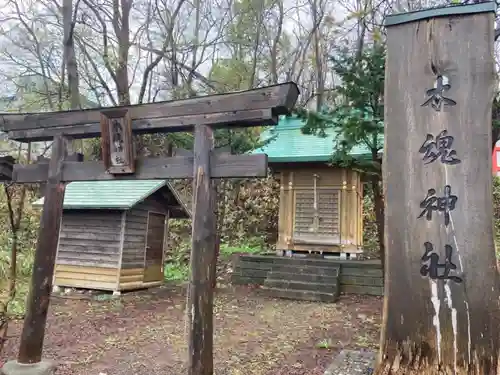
269,264,339,278
266,271,339,285
240,255,342,267
262,287,339,303
235,256,342,274
276,249,361,260
263,278,339,295
231,254,384,297
261,265,341,303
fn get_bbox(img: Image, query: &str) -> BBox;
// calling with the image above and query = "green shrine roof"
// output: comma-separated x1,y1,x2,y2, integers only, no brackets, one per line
32,180,172,210
253,115,380,163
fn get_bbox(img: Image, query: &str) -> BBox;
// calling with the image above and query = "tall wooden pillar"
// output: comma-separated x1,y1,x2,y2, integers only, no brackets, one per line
188,124,216,375
380,3,500,374
18,135,68,365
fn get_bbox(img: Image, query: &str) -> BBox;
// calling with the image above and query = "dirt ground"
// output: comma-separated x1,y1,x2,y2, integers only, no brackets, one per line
1,285,382,375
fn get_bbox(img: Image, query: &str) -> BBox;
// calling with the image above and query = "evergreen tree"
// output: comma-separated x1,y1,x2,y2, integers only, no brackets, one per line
296,44,386,269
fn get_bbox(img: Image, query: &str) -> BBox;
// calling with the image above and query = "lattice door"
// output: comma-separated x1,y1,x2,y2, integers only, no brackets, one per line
293,189,340,237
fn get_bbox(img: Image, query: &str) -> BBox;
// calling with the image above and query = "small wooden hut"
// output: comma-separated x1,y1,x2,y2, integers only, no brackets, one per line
254,115,371,257
33,180,190,293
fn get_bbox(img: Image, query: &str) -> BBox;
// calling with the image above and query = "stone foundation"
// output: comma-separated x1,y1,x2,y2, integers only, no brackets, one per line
2,360,55,375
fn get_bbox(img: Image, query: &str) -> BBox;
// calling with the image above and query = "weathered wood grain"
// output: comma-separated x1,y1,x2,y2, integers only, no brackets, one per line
7,109,278,142
18,135,68,364
261,287,338,303
275,167,363,254
143,211,166,283
54,265,119,291
59,231,122,242
58,238,119,248
236,254,382,267
0,155,15,181
12,153,268,182
231,254,385,298
56,243,120,254
2,83,295,130
61,226,123,235
263,278,339,294
100,109,135,174
172,146,232,157
381,7,500,375
188,124,217,375
1,82,299,141
121,197,168,269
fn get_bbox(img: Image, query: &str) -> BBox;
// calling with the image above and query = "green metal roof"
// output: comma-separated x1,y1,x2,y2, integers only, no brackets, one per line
385,2,496,27
33,180,172,210
253,115,377,163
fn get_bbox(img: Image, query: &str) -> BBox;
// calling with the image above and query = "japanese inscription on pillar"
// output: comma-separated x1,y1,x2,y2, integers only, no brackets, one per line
421,75,456,112
418,75,462,284
419,130,461,165
418,185,457,227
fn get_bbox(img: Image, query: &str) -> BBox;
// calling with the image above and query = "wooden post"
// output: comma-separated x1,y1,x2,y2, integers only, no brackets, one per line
380,3,500,374
18,135,68,364
188,124,217,375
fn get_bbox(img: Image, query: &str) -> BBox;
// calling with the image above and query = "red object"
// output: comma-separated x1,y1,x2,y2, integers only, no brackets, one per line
493,141,500,176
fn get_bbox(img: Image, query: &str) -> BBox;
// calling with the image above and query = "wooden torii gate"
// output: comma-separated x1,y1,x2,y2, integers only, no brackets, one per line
0,82,299,375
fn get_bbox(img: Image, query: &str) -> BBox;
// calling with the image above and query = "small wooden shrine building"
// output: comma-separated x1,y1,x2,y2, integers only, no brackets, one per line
33,180,190,293
254,115,371,257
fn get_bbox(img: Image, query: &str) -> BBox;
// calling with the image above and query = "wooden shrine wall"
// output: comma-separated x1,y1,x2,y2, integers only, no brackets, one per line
53,194,170,292
119,196,169,291
275,166,363,253
54,210,123,291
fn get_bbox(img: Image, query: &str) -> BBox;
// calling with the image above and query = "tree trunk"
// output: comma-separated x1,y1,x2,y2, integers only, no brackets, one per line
112,0,131,105
379,7,500,374
310,0,324,111
269,0,284,85
62,0,82,152
62,0,80,109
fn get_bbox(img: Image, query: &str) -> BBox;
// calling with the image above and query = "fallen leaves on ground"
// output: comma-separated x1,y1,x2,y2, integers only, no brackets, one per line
0,285,381,375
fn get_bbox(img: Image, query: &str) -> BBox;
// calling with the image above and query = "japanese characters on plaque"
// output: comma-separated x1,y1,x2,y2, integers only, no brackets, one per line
100,109,135,175
110,118,126,166
418,75,462,284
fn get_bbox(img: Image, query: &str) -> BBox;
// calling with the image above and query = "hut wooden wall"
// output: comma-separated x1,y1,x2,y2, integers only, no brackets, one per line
276,166,363,253
119,193,168,291
54,210,123,291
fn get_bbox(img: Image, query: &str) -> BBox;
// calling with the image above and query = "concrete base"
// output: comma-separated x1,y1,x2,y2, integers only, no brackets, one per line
324,349,375,375
1,360,56,375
